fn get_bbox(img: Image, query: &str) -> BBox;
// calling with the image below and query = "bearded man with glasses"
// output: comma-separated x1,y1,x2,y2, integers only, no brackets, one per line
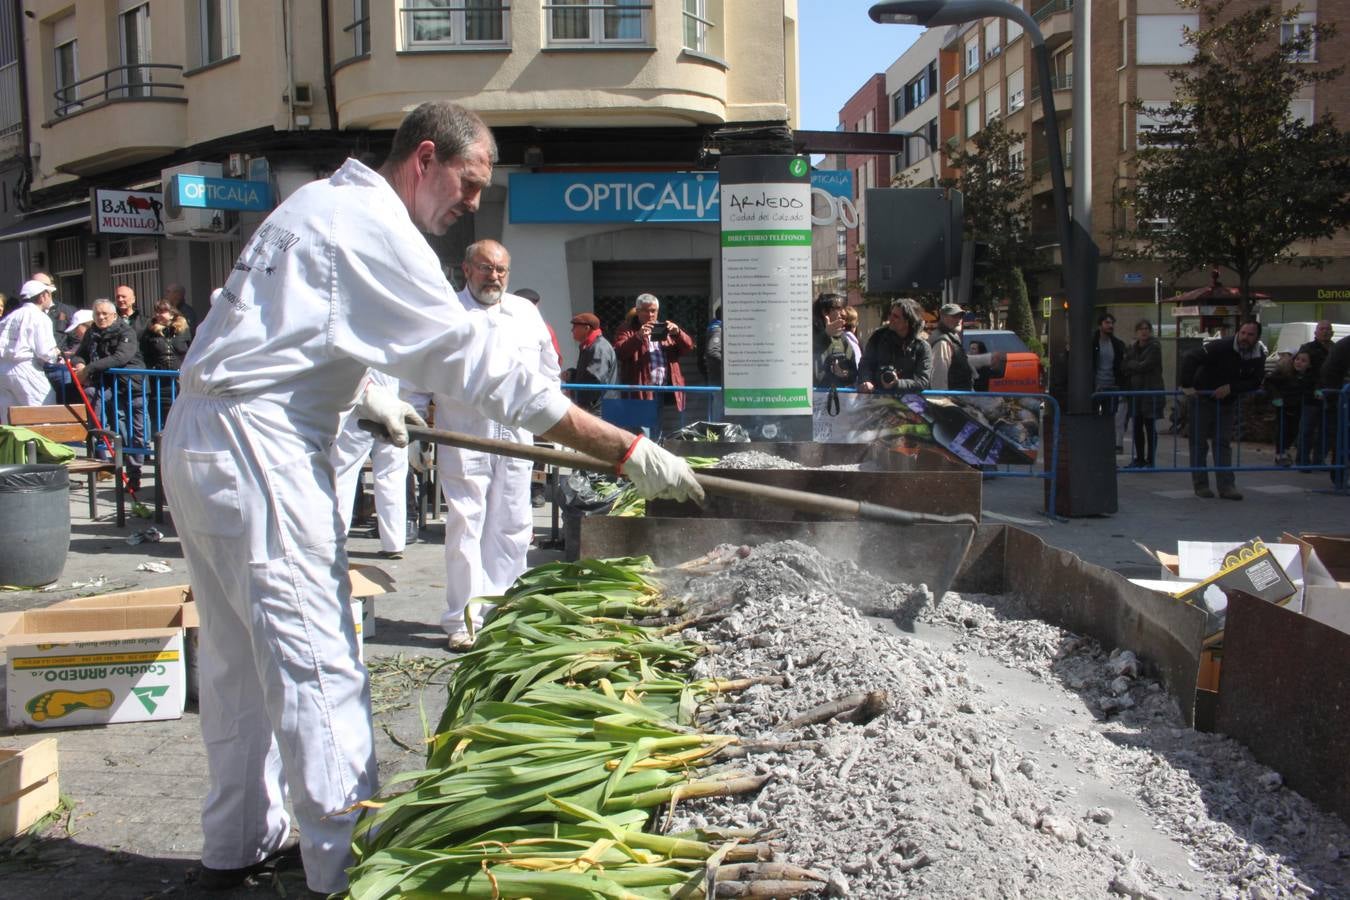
403,239,561,650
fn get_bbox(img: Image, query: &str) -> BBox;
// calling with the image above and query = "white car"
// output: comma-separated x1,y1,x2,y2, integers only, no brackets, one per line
1263,321,1350,374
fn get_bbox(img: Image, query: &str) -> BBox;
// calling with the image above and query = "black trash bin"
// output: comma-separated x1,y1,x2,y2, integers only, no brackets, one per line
0,464,71,587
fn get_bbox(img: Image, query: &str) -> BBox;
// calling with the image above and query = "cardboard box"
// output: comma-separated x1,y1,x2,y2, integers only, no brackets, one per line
0,738,59,840
47,567,389,698
1171,538,1298,641
1297,533,1350,582
0,606,191,728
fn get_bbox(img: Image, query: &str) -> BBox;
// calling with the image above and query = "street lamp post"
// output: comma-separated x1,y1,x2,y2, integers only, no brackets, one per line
872,1,1116,516
869,0,1095,416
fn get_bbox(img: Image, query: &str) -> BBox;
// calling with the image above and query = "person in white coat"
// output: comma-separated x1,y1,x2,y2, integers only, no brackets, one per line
412,239,556,649
159,101,702,897
0,279,61,421
330,368,412,558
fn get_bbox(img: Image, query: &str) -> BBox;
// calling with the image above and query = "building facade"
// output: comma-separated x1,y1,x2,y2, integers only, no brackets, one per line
926,0,1350,328
836,73,890,306
3,0,800,362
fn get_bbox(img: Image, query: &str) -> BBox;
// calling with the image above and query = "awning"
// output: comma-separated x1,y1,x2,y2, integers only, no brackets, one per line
0,204,91,242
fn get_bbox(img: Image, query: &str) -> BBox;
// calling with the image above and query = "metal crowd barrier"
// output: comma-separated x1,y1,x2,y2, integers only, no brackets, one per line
1092,387,1349,491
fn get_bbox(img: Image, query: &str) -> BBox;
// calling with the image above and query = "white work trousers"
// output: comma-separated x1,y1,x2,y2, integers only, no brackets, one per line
331,415,409,552
0,366,55,423
161,395,375,895
438,448,532,636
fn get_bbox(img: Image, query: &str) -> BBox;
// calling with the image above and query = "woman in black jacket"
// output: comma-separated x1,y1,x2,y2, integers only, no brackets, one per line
140,299,192,430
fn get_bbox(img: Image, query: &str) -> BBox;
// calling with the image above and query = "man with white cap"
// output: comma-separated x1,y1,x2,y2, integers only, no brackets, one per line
928,303,973,391
0,279,60,421
159,101,701,897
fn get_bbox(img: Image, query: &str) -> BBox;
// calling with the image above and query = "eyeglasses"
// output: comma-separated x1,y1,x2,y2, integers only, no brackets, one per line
471,262,510,276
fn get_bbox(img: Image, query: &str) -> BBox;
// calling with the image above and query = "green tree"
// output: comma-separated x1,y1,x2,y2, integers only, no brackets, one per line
939,119,1034,320
1120,0,1350,317
1004,267,1041,354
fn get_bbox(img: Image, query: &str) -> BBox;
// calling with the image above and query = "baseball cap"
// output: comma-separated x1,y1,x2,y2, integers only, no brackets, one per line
19,279,56,300
64,309,93,333
571,313,601,329
939,303,964,317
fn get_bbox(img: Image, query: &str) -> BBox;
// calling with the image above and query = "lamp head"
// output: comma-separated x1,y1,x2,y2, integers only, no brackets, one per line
869,1,948,25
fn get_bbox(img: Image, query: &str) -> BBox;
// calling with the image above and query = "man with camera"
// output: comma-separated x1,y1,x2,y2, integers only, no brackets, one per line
859,297,932,394
615,292,695,412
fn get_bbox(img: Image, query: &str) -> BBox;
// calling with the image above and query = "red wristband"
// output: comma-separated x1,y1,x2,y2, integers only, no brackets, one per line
617,434,645,474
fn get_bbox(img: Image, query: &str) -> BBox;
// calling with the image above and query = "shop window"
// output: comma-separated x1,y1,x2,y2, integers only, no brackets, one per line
546,0,649,47
402,1,510,49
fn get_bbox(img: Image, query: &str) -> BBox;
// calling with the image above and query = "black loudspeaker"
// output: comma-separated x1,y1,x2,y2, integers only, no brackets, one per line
864,188,960,293
1045,413,1118,517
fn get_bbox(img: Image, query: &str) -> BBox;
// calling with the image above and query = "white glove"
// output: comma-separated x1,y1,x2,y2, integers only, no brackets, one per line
358,382,426,448
619,435,705,503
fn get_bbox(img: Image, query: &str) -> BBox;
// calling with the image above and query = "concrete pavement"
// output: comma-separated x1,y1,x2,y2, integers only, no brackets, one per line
0,457,1343,898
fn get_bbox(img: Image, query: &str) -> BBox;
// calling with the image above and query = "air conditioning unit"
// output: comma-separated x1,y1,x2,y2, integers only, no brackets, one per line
161,161,239,240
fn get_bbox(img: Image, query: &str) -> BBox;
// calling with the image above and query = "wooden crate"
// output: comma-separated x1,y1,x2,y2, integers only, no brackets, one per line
0,738,59,840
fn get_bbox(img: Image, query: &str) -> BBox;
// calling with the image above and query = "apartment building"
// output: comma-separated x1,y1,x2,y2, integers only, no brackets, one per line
837,72,890,305
886,25,945,189
0,0,799,347
928,0,1350,326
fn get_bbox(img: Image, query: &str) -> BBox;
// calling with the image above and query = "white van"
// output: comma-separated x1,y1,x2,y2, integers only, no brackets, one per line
1264,321,1350,373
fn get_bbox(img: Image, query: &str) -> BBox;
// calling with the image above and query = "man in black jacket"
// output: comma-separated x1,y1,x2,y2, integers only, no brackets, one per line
859,298,932,393
1178,320,1266,500
72,298,146,489
1320,334,1350,489
1091,313,1128,451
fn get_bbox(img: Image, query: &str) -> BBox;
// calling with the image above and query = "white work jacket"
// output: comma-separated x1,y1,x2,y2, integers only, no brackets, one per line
417,289,560,445
178,158,569,458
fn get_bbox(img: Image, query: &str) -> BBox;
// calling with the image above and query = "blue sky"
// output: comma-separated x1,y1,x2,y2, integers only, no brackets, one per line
796,1,924,131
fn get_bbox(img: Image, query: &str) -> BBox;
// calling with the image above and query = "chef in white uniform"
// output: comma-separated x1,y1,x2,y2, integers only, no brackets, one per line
330,367,412,558
160,101,702,896
404,240,555,648
0,279,60,421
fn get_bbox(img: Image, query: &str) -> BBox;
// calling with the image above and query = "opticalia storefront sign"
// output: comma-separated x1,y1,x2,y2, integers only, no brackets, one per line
509,170,852,224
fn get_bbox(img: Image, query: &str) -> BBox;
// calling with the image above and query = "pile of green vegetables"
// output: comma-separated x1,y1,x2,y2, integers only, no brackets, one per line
348,557,825,899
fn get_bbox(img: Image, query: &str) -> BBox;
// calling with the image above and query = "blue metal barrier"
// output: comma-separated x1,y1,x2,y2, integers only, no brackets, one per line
1092,387,1349,491
562,383,722,434
101,367,181,462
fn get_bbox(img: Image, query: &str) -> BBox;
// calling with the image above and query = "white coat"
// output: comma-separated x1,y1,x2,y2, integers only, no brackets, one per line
419,288,559,636
0,302,58,422
331,368,410,553
160,159,570,894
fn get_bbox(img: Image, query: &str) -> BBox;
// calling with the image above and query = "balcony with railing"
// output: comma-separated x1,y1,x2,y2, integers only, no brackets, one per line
1027,72,1073,120
1031,0,1073,48
44,64,187,176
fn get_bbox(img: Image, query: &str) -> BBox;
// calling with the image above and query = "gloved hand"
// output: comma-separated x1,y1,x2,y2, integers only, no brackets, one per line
619,435,705,503
358,382,425,448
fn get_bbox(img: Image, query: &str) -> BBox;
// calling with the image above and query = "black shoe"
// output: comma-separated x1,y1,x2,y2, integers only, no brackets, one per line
197,841,302,890
378,549,404,560
1218,487,1244,501
1194,486,1215,499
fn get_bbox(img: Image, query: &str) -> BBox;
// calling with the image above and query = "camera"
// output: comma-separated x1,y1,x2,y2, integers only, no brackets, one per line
878,365,899,387
824,352,856,382
648,321,669,341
